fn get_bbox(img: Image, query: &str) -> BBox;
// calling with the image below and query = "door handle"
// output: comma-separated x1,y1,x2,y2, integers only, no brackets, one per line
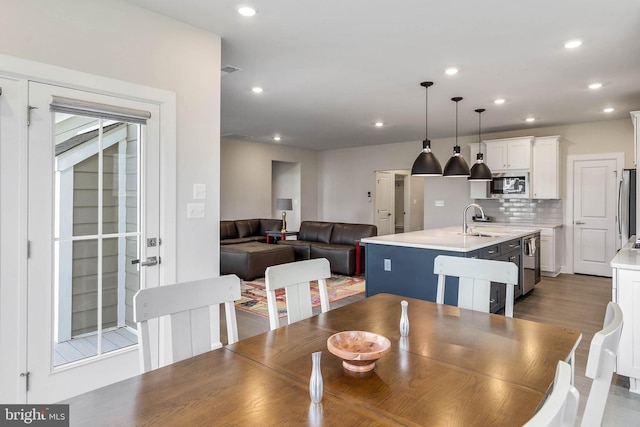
618,178,623,236
132,256,159,267
574,221,585,225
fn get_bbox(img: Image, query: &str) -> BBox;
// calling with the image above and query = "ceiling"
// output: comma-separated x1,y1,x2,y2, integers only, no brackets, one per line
127,0,640,150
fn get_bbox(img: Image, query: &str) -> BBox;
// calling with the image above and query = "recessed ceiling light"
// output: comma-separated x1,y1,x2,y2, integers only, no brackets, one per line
525,117,536,123
273,136,281,141
564,39,582,49
237,6,257,17
251,86,263,93
445,68,459,76
374,122,384,127
603,107,614,113
589,83,603,90
494,98,506,105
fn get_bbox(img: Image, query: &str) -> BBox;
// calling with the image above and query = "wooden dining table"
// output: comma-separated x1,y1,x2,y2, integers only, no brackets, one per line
63,293,581,426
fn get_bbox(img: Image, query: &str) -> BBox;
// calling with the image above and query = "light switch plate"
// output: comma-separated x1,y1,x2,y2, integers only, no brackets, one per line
384,259,391,271
187,203,205,219
435,200,445,207
193,184,206,200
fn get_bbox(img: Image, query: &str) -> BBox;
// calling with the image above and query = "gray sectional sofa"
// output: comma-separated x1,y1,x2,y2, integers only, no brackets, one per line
219,218,292,280
219,218,377,279
277,221,377,276
220,218,283,245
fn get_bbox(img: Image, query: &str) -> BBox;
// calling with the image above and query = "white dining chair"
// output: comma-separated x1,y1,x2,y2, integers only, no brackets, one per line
265,258,331,330
433,255,519,317
133,274,241,372
523,360,580,427
580,301,624,427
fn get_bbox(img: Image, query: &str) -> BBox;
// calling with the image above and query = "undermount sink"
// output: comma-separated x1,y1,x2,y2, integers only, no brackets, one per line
458,232,507,238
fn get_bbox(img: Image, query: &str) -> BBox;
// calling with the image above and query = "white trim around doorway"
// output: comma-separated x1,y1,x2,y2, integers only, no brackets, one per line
0,52,176,403
564,152,624,275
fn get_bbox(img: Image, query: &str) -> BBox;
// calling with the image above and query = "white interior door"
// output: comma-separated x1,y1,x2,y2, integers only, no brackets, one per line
573,158,618,277
26,82,160,402
374,171,393,235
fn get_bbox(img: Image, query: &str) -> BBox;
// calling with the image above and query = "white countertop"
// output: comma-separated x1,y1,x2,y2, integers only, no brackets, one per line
361,226,540,252
611,236,640,270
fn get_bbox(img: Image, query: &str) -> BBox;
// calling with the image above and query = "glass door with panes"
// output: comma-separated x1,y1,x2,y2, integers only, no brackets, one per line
26,82,160,402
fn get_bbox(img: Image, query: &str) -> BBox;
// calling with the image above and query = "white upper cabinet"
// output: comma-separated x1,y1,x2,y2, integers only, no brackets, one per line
532,136,562,199
484,137,533,171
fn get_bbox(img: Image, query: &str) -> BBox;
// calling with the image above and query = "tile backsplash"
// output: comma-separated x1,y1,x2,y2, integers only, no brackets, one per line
474,199,563,224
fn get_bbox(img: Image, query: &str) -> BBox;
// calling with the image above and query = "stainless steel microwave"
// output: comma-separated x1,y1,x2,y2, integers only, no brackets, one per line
488,173,529,198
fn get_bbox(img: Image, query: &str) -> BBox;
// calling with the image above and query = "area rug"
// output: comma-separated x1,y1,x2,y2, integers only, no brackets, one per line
236,275,365,318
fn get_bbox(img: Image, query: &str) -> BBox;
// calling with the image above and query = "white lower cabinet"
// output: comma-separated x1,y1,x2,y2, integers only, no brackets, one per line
540,226,562,277
540,234,552,272
612,267,640,394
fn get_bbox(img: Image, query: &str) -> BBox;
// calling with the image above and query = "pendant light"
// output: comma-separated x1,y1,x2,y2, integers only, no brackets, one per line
411,81,442,176
468,108,493,181
443,97,471,177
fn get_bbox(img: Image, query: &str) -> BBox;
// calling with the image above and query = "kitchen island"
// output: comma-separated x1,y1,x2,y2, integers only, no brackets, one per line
362,226,540,313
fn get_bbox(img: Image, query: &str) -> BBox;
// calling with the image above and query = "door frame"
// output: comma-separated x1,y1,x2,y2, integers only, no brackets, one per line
0,53,176,403
564,152,623,274
374,169,424,235
374,170,393,235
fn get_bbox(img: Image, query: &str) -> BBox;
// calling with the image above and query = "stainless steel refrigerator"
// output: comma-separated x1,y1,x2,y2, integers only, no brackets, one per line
619,169,636,244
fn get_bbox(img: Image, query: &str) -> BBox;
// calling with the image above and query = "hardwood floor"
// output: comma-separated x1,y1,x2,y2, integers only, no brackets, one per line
228,274,640,426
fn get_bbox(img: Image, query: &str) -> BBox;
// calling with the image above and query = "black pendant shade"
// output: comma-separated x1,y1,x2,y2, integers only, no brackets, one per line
411,139,443,176
469,108,493,181
469,157,493,180
411,82,443,176
443,146,471,176
443,97,470,177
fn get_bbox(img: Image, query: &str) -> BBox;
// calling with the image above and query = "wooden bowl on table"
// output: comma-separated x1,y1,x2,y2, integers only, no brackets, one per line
327,331,391,373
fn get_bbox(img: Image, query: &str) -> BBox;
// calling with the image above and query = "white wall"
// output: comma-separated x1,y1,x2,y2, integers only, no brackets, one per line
0,0,222,281
317,136,473,227
0,0,221,401
408,175,425,231
221,138,318,222
317,118,635,228
272,161,301,231
481,118,635,168
221,119,634,230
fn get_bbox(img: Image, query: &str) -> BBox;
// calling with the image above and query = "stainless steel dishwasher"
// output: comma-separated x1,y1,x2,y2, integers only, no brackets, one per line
522,233,541,294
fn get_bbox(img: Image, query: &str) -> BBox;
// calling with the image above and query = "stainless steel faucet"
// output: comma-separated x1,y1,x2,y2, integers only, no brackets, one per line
463,203,486,235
